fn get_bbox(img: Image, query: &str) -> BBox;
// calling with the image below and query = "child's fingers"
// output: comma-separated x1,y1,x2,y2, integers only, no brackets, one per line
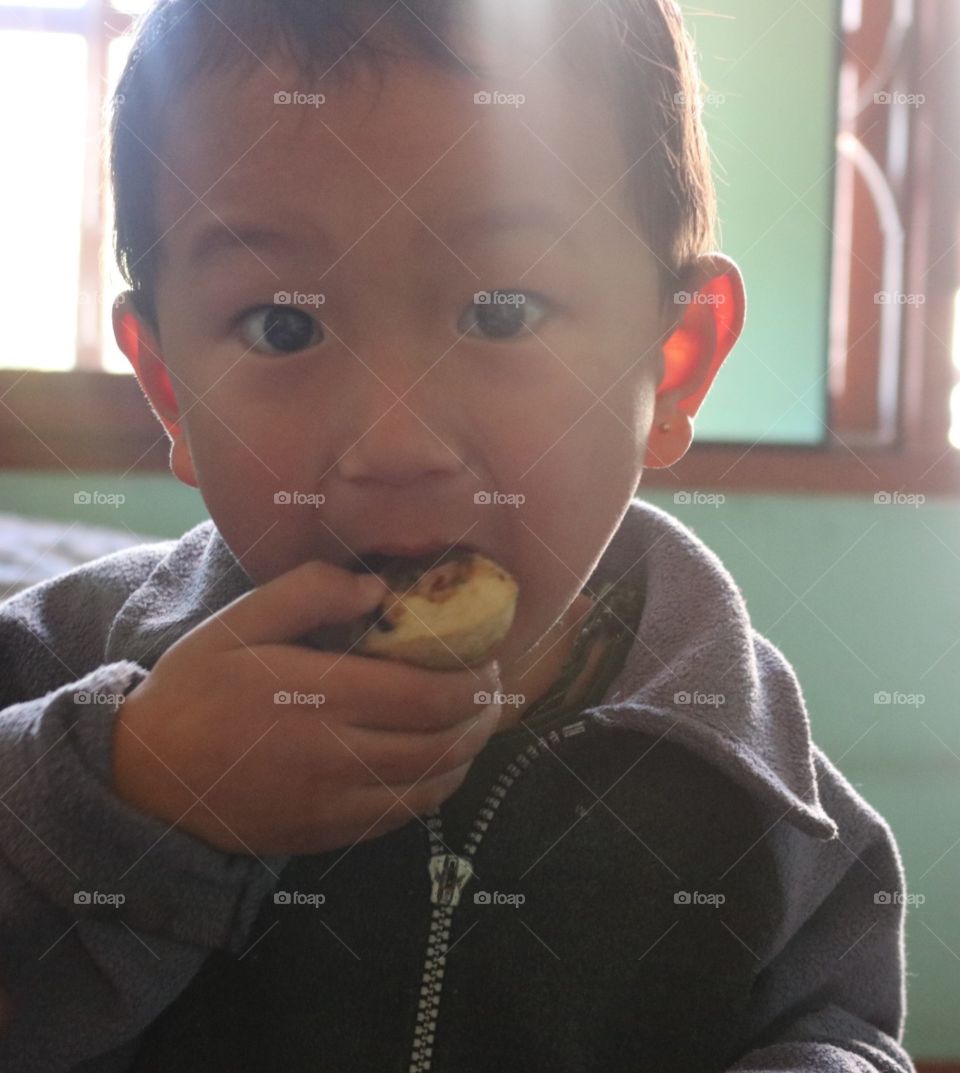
277,693,501,786
260,642,502,734
195,560,388,651
337,708,501,786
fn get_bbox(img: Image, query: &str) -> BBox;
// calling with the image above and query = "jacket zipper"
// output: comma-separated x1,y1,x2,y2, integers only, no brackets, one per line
405,717,589,1073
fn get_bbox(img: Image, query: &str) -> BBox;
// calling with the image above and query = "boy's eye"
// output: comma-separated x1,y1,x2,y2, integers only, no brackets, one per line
238,305,324,355
458,290,550,340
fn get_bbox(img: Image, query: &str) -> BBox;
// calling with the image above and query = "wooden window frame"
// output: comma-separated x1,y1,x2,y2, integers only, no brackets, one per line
0,0,957,493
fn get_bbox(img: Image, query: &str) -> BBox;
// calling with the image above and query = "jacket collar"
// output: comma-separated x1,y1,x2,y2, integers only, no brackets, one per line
106,499,837,843
585,499,838,841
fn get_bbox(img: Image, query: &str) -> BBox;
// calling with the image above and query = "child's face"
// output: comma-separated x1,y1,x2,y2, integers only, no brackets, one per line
118,41,718,670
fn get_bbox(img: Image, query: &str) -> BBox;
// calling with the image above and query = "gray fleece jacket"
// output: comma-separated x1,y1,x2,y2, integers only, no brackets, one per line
0,499,916,1072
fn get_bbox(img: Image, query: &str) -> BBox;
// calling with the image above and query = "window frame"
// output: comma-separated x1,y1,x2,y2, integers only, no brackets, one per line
0,0,957,494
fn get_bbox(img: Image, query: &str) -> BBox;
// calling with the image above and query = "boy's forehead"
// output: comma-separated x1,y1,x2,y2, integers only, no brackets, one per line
155,50,638,261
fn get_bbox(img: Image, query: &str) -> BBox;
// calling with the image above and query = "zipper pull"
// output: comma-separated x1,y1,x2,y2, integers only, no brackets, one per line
428,853,474,907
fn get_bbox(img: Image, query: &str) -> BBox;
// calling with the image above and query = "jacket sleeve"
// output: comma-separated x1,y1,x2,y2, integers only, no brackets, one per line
0,562,290,1072
723,746,917,1073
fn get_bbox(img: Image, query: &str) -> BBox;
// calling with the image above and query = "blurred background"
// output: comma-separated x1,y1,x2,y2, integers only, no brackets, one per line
0,0,957,1065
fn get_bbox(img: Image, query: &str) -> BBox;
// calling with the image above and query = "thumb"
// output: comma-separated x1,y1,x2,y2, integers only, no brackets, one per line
199,560,388,651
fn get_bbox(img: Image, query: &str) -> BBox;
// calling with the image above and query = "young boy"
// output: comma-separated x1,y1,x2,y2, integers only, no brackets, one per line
0,1,916,1070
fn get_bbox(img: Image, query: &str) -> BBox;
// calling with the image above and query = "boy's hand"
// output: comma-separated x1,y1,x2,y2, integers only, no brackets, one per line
111,560,503,855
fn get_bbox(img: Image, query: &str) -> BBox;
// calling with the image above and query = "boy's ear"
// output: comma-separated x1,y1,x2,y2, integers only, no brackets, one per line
112,292,199,489
643,253,746,469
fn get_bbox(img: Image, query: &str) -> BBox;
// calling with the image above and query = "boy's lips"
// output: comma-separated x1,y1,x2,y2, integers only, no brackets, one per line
346,541,482,575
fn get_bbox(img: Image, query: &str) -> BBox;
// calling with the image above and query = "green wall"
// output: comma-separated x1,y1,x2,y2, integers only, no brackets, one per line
0,471,957,1059
679,0,839,445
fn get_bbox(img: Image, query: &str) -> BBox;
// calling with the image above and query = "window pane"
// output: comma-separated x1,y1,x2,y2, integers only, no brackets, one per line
0,31,86,371
110,0,150,13
678,0,837,445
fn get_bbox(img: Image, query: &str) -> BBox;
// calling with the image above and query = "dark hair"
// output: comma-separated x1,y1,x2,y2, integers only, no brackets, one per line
109,0,717,331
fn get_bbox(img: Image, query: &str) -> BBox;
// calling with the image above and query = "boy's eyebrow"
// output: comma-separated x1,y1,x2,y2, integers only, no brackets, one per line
186,223,320,270
185,203,583,270
448,203,582,249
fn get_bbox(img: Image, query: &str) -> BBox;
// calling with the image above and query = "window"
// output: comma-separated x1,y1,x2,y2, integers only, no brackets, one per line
646,0,960,493
681,0,838,447
0,1,142,375
0,0,957,494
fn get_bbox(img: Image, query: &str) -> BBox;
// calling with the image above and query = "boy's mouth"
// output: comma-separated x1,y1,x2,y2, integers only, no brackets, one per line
348,544,478,582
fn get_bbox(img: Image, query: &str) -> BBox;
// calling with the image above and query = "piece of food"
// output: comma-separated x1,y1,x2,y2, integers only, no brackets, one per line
297,548,518,668
353,548,518,669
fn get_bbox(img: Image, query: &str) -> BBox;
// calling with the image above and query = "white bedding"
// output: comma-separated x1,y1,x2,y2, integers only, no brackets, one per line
0,512,157,602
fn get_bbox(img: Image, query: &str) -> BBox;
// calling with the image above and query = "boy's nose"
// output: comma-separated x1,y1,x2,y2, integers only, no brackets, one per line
336,387,468,487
